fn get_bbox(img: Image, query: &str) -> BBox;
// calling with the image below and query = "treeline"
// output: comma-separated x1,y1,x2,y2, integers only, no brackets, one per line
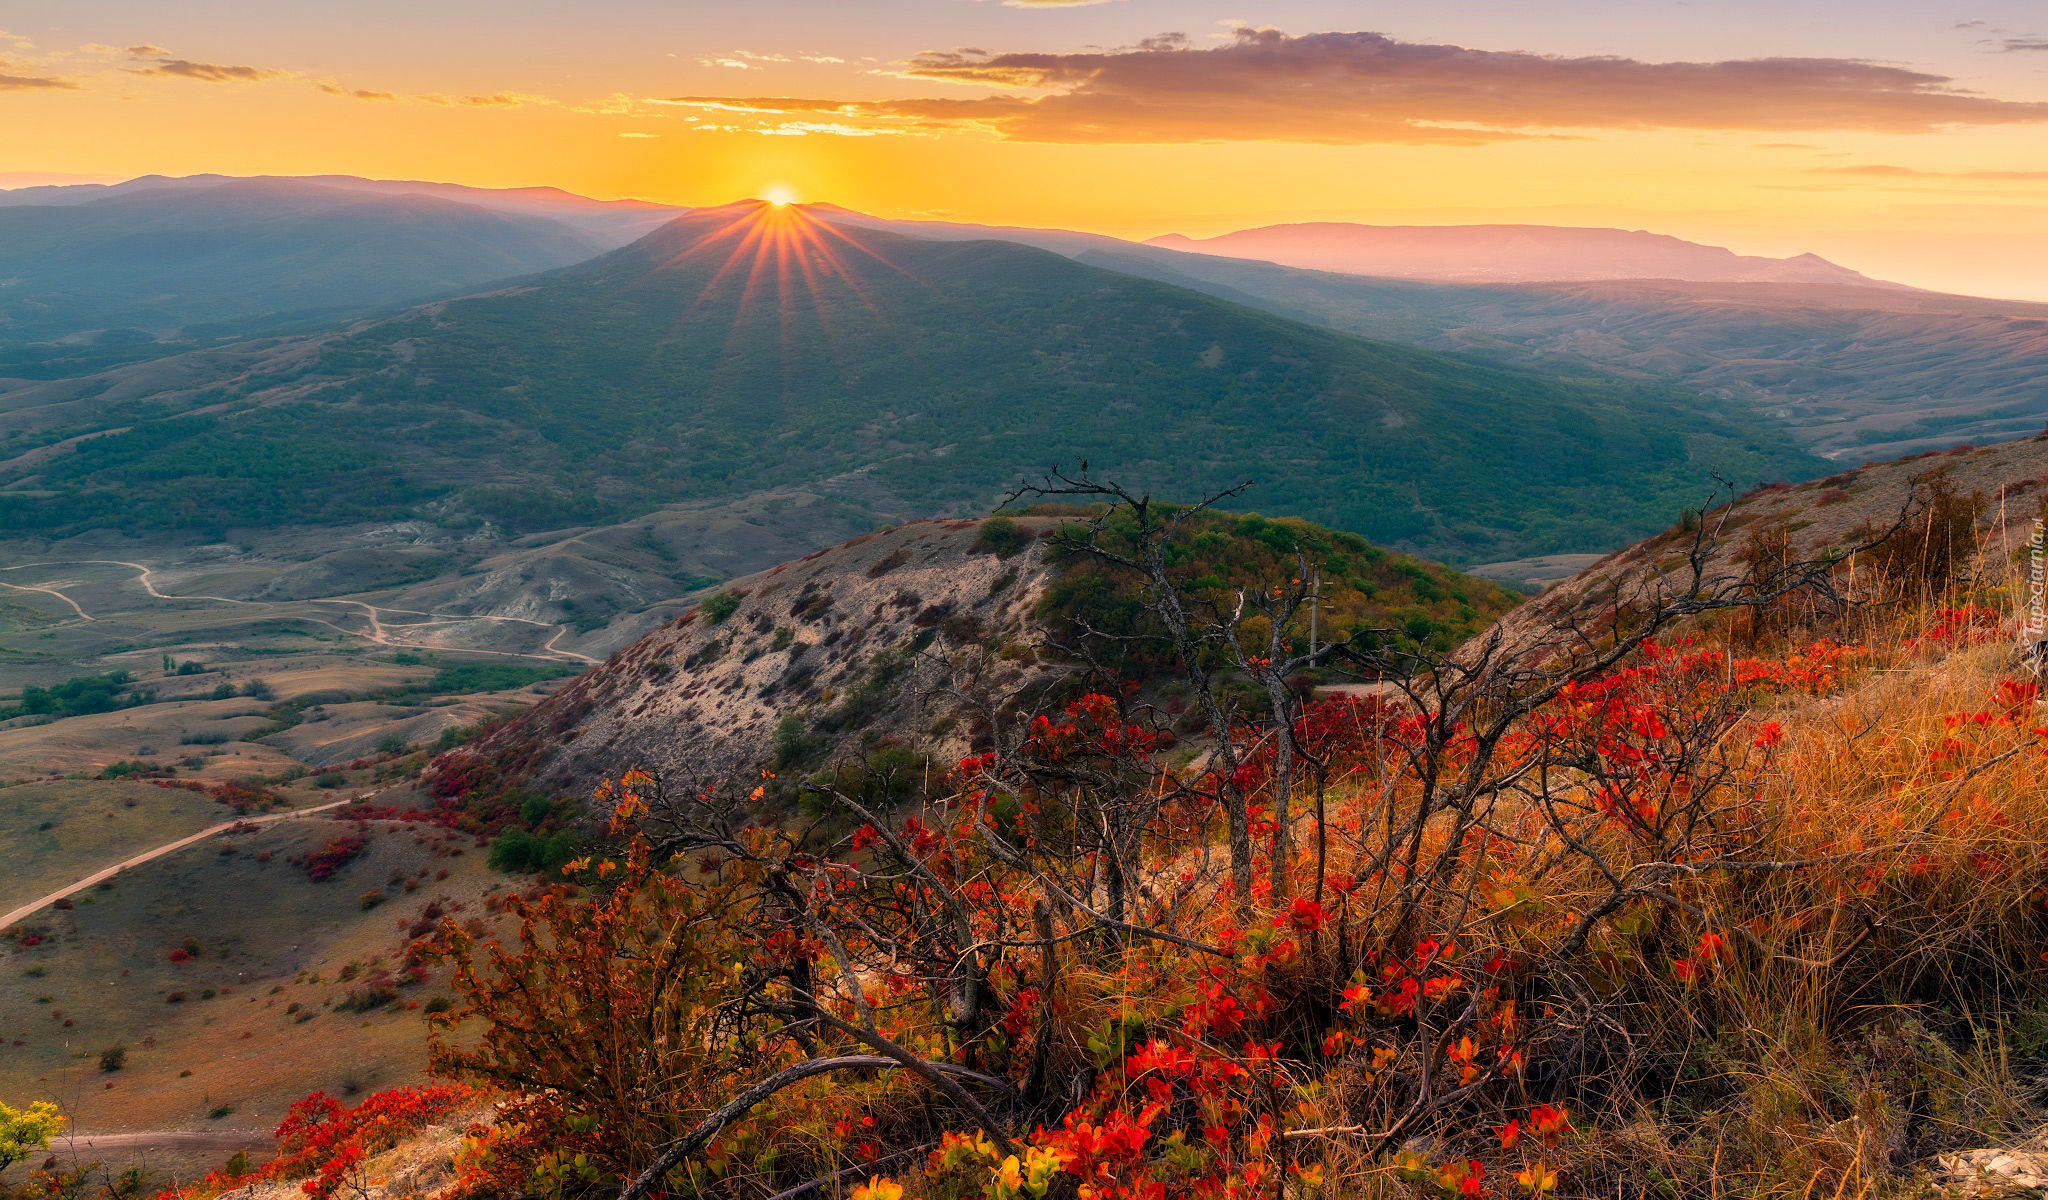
0,670,153,721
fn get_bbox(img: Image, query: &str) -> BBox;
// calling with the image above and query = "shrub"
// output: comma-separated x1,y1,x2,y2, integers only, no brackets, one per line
971,515,1030,558
700,591,742,624
422,996,452,1015
358,889,386,911
335,986,397,1014
299,835,368,882
771,714,811,770
210,683,236,701
374,733,409,754
486,827,582,874
239,679,274,700
98,1046,125,1072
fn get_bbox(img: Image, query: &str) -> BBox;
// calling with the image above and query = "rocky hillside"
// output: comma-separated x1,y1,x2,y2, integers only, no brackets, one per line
458,511,1522,803
464,516,1069,799
1503,431,2048,647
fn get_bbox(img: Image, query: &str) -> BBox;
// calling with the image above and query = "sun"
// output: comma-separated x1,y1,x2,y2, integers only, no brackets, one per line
760,183,799,207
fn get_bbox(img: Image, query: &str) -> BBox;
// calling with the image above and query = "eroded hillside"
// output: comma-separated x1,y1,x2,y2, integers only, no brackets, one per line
457,510,1522,802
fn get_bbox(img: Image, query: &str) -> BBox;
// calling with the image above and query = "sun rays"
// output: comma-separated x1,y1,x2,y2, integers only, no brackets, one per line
649,200,930,399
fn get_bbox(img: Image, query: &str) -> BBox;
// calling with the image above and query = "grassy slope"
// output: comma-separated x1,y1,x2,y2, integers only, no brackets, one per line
0,802,507,1166
0,782,227,913
0,206,1822,563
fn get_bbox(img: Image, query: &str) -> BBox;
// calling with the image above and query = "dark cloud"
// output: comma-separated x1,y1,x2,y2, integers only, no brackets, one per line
128,57,287,83
1992,37,2048,51
318,83,396,101
0,71,75,90
728,27,2048,145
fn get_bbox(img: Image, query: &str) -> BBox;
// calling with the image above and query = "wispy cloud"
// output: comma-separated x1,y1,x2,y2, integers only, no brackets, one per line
124,46,288,83
0,71,75,91
459,92,549,107
1816,163,2048,180
1991,36,2048,51
318,83,397,101
703,26,2048,145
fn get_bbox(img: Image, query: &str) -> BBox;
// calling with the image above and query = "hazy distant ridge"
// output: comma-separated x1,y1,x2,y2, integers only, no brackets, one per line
1145,222,1913,289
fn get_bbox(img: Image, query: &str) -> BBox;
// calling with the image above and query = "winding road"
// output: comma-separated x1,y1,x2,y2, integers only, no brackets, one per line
0,796,358,931
0,559,598,663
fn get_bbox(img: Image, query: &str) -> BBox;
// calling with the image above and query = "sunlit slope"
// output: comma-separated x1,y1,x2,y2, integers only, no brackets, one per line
3,202,1820,560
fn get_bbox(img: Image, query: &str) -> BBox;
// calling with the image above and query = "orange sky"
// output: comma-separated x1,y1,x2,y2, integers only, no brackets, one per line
4,2,2046,298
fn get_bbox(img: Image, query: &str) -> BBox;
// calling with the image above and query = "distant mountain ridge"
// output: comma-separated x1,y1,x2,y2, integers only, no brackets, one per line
1144,223,1913,289
0,172,685,244
0,178,630,354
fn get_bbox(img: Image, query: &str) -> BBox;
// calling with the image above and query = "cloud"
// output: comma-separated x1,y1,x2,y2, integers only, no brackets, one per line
619,132,659,137
1816,163,2048,180
1001,0,1127,6
1752,142,1821,149
128,54,287,83
459,92,534,107
0,71,75,90
708,26,2048,145
124,44,168,56
1991,37,2048,51
651,95,862,115
318,83,396,101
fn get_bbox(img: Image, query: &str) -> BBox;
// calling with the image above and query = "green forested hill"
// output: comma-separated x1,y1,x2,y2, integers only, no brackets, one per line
0,201,1822,561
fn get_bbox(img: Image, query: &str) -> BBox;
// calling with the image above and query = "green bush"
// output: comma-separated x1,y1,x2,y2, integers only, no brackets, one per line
701,591,742,624
487,827,582,874
972,516,1030,559
6,671,150,720
771,714,811,770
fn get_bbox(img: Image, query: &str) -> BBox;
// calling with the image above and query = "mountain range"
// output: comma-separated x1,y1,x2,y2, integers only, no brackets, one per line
0,201,1816,563
1144,222,1907,287
0,173,2039,603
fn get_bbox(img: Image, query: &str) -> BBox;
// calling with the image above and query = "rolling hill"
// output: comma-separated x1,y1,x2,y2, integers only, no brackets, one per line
0,201,1822,563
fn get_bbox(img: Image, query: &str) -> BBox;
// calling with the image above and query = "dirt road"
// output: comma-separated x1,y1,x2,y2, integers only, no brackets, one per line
0,797,358,930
